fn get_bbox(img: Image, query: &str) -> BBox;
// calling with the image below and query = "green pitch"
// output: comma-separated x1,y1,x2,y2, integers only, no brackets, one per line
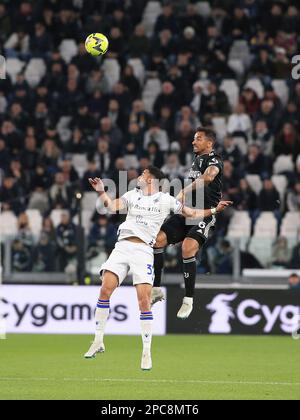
0,334,299,400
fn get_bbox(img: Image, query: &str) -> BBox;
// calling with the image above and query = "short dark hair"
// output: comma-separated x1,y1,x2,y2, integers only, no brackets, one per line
147,166,166,181
196,127,217,144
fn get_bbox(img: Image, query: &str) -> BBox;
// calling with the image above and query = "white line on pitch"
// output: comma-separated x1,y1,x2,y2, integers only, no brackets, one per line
1,378,300,387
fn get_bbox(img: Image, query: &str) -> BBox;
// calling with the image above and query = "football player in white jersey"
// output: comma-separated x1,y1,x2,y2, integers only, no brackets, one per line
84,166,231,370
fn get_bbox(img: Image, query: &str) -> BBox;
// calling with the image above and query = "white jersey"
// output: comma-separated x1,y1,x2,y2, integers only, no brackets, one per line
118,188,183,247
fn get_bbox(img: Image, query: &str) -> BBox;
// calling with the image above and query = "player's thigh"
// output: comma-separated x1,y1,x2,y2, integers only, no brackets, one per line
186,215,217,250
160,215,187,245
100,242,130,286
182,237,201,258
130,245,154,286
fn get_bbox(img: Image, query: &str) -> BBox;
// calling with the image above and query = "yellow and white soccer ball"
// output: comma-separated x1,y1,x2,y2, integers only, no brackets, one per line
85,33,109,56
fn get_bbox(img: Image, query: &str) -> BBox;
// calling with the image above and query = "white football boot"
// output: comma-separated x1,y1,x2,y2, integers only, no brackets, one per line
177,297,194,320
151,287,165,307
141,352,152,371
84,339,105,359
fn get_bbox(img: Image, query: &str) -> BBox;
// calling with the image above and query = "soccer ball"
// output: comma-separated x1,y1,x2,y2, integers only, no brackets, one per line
85,33,109,56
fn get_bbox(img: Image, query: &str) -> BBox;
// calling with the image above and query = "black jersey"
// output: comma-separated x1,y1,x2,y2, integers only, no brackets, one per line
188,150,223,209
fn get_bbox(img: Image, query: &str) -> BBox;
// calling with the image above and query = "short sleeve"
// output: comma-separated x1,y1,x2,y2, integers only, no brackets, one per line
170,196,183,215
121,190,134,209
207,156,222,171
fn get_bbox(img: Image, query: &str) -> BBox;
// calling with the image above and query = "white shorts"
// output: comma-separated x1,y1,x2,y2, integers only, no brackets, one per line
100,240,154,286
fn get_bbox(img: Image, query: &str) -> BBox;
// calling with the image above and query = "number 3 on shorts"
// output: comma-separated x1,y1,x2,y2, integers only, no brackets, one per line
147,264,154,276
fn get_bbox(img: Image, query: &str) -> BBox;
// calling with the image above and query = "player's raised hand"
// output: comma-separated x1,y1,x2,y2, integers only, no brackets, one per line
88,177,104,193
216,200,233,213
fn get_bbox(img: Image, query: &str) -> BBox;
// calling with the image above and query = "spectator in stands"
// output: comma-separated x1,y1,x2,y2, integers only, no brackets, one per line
219,135,242,169
271,237,291,268
249,49,275,84
33,229,56,272
287,181,300,212
245,144,270,177
146,141,165,168
49,172,72,209
129,100,151,132
254,99,279,135
154,81,179,118
227,104,252,139
30,22,52,56
87,215,118,259
56,211,77,271
155,4,178,34
288,273,300,290
200,81,231,121
222,160,239,201
144,122,169,152
82,160,103,192
252,120,274,155
4,28,30,57
257,179,280,213
158,106,175,138
121,65,141,101
240,88,261,116
274,123,300,159
234,178,257,211
128,24,150,59
161,152,185,181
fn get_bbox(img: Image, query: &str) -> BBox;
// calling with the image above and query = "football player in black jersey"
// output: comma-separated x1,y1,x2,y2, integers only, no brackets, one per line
152,127,224,319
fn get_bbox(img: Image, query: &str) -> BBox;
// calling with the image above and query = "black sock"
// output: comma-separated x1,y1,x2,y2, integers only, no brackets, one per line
183,257,197,298
153,248,164,287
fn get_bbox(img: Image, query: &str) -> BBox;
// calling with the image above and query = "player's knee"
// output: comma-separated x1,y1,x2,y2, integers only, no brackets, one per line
182,240,199,259
154,231,167,248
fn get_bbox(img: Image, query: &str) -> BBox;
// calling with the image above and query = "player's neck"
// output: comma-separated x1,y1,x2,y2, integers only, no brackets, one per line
197,148,213,156
142,186,159,196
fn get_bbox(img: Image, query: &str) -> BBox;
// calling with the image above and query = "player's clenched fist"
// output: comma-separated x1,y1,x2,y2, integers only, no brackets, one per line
88,178,105,193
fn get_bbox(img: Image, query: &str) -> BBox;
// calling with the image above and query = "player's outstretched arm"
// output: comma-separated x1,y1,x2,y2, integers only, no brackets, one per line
181,201,232,219
88,178,126,213
177,166,220,202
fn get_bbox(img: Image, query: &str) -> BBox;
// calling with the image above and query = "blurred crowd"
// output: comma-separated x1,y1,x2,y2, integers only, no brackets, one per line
0,0,300,274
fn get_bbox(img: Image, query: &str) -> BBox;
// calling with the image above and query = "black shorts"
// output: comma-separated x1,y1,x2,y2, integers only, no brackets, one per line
161,214,217,246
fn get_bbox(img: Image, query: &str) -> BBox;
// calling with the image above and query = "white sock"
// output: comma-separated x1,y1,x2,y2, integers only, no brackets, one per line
95,299,110,342
140,311,153,355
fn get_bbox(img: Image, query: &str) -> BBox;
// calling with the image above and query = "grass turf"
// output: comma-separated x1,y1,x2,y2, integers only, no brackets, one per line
0,334,299,400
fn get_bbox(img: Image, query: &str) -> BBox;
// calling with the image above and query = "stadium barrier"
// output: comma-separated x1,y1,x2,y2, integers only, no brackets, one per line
2,285,299,336
1,285,166,335
167,288,300,336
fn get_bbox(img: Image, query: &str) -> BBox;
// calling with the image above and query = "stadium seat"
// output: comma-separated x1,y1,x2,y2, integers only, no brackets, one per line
229,41,251,67
24,58,46,88
272,80,289,106
219,79,239,109
246,174,263,194
280,212,300,239
128,58,145,86
228,59,245,77
6,58,25,83
142,2,162,37
212,117,227,139
25,209,42,238
71,154,88,179
73,210,93,235
0,211,18,239
233,136,248,156
227,211,252,239
82,192,98,211
142,78,162,113
50,209,68,228
59,39,78,63
102,58,120,89
196,2,212,18
248,237,274,267
253,212,278,239
245,78,265,99
273,155,294,174
271,175,287,201
124,154,139,169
